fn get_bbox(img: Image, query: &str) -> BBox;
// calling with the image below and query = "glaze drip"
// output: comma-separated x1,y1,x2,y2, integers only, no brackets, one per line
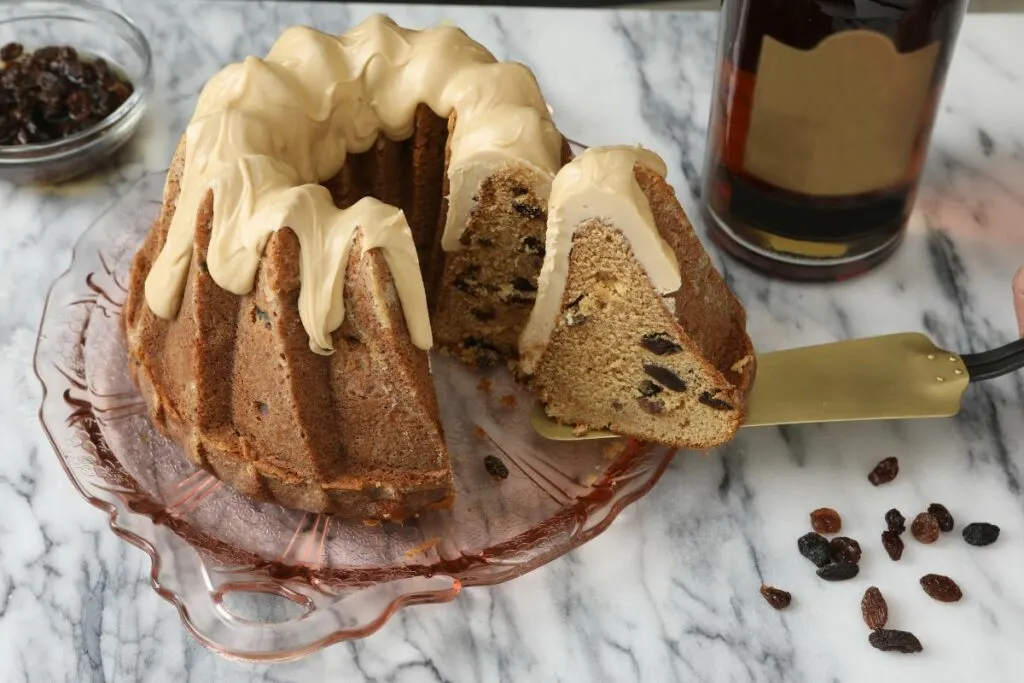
144,14,562,354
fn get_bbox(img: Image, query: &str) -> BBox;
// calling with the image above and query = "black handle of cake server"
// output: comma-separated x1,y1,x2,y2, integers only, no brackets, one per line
962,338,1024,382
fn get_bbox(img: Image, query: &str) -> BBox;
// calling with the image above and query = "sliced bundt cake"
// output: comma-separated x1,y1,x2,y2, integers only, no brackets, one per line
520,146,756,448
124,15,567,519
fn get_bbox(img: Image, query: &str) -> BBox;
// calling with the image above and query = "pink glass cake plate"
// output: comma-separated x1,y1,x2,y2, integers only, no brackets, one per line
33,170,675,662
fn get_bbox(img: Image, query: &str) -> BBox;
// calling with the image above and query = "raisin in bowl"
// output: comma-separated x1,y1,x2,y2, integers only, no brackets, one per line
0,1,151,184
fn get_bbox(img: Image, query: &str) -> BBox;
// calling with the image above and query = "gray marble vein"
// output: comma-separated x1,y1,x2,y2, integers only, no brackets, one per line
3,1,1024,681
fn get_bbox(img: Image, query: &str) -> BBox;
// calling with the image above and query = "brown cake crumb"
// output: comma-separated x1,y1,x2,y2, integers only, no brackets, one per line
476,377,493,394
499,393,517,410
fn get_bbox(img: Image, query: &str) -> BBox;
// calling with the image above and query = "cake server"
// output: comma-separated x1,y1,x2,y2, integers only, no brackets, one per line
530,332,1024,441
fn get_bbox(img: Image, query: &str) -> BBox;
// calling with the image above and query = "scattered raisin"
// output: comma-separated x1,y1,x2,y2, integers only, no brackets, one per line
881,530,905,561
511,199,545,219
510,184,529,196
511,276,537,292
637,396,665,414
869,629,923,654
640,332,682,356
910,512,940,544
642,364,686,392
828,536,862,565
520,236,544,256
797,532,831,567
698,391,734,411
254,307,272,329
637,380,663,398
816,561,859,581
759,585,792,610
470,306,496,321
928,503,954,532
610,399,624,411
484,455,509,480
885,508,906,534
463,337,502,368
1,42,23,61
861,587,888,630
920,574,962,602
810,507,842,534
255,401,269,416
962,522,1000,547
868,456,899,485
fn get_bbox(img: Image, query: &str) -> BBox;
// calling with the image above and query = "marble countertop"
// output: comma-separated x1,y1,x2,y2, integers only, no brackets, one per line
4,1,1024,681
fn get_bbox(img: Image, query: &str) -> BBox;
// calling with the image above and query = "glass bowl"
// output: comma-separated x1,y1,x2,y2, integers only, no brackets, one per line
34,171,675,661
0,0,152,184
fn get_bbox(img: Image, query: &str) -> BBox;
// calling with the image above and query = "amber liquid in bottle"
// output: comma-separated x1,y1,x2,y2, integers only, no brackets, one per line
703,0,967,280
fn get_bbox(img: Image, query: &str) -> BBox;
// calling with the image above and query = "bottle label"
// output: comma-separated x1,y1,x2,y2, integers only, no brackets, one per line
743,31,940,197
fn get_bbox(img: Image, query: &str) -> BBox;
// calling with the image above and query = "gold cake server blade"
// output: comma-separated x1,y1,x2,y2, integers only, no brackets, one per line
530,332,1024,441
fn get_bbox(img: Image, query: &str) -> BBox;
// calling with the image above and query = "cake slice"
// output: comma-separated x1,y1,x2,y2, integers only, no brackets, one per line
518,146,756,449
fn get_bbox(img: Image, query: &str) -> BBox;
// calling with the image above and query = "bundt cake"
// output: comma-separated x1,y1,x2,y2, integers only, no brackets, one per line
520,147,755,447
123,15,755,520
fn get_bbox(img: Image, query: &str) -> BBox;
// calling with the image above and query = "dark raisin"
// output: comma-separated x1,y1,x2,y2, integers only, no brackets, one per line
797,532,831,567
867,456,899,485
885,508,906,534
828,536,862,565
108,79,132,106
637,380,663,398
254,307,272,329
198,260,209,274
63,59,84,84
611,399,624,411
869,629,923,654
637,396,665,414
511,200,545,219
343,334,361,349
58,46,78,62
470,306,496,321
640,332,682,356
810,507,842,534
520,236,544,256
816,561,859,581
920,574,962,602
67,89,90,120
962,522,1000,547
759,585,791,610
511,184,529,196
1,42,23,61
36,70,60,91
484,455,509,480
511,276,537,292
881,530,904,561
910,512,940,544
476,236,494,248
861,587,888,630
255,401,269,416
642,364,686,392
463,337,502,368
928,503,954,532
698,391,734,411
452,277,476,296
